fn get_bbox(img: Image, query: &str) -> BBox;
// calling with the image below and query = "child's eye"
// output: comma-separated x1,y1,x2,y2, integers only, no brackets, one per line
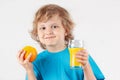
39,27,46,30
51,25,58,29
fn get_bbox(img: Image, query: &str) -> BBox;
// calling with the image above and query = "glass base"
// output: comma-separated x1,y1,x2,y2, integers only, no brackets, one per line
70,66,82,69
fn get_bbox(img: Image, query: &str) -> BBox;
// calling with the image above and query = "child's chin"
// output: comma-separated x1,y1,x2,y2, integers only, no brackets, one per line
46,43,55,46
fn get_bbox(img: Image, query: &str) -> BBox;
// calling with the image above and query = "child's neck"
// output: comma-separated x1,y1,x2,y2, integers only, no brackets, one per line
46,45,66,53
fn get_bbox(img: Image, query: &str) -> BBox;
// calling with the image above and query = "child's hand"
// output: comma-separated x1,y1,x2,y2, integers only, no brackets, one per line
75,49,89,68
17,49,33,71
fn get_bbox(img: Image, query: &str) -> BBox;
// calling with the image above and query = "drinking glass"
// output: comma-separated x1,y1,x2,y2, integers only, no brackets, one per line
68,39,84,69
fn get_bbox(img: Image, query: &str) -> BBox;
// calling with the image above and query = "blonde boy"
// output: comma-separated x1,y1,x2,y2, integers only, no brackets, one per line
17,4,105,80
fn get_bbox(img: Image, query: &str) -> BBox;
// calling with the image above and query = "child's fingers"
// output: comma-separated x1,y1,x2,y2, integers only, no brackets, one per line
77,59,86,63
76,51,88,57
76,55,88,60
16,50,26,65
77,59,88,66
76,50,88,64
24,53,32,62
17,49,23,59
81,49,88,54
19,50,26,62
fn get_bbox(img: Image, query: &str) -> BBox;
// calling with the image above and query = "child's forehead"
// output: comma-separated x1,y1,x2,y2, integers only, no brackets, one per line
39,15,62,23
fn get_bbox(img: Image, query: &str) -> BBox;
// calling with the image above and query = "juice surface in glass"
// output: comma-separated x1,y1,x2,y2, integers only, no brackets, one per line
69,48,84,68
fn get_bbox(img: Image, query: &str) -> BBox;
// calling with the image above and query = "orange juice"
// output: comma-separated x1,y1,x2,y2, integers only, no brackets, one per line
69,48,84,68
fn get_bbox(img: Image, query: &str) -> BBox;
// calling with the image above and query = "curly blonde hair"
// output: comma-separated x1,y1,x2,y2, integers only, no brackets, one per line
30,4,74,49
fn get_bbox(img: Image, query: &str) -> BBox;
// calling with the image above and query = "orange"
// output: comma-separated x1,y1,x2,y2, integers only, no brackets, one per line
23,46,37,62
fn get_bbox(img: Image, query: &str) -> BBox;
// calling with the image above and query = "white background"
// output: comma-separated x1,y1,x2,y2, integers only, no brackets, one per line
0,0,120,80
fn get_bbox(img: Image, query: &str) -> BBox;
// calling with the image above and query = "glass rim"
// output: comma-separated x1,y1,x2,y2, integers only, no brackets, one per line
68,39,84,48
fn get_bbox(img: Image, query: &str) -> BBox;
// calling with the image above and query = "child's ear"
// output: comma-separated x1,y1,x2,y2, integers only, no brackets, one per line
65,32,67,36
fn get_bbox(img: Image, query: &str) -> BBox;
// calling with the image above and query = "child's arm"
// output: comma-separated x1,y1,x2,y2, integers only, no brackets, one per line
76,50,96,80
83,62,96,80
17,50,37,80
26,69,37,80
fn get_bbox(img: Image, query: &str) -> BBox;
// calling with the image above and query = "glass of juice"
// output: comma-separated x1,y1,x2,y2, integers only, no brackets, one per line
68,40,84,69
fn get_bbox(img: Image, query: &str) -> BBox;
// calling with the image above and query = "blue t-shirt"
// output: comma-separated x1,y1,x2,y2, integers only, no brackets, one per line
26,48,105,80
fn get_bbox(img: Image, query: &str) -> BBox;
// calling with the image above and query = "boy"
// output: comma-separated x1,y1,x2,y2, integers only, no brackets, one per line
17,4,105,80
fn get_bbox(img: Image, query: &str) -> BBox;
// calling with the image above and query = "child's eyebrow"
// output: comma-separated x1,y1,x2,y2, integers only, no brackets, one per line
40,25,45,26
51,23,59,25
39,24,45,27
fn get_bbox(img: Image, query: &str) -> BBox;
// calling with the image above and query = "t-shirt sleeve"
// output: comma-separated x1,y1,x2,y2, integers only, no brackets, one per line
88,55,105,80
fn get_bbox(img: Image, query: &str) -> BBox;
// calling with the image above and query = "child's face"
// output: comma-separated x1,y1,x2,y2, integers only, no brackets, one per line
37,15,67,48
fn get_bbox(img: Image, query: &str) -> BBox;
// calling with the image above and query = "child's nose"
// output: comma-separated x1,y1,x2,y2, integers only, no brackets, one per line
45,28,53,34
